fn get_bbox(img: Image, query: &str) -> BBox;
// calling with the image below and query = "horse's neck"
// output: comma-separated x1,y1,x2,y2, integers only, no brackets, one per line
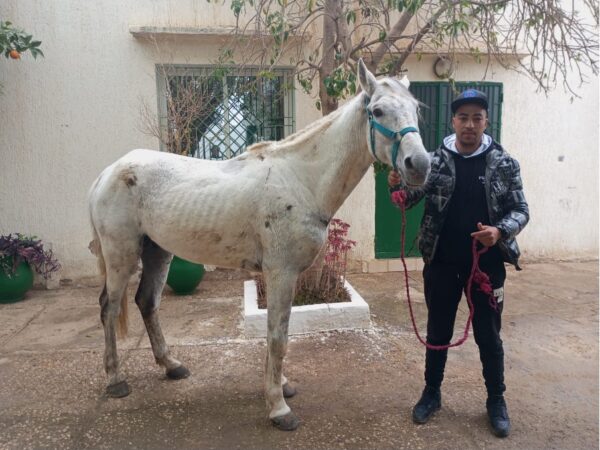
288,94,373,217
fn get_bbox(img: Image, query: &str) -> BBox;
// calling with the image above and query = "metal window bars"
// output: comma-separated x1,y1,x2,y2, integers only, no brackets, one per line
156,66,295,159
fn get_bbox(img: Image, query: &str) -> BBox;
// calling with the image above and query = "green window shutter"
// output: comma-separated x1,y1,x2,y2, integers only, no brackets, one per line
409,81,503,147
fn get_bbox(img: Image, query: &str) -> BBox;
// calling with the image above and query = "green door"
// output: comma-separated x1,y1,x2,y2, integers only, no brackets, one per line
374,82,503,259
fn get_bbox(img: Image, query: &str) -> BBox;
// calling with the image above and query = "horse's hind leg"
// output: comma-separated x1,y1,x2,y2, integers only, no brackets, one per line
135,237,189,380
100,239,140,398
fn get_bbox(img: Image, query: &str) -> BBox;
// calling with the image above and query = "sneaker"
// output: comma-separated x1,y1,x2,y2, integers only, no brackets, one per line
412,386,441,424
486,395,511,438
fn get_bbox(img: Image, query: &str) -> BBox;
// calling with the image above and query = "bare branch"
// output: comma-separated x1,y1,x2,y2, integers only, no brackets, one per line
389,3,454,76
139,69,214,156
368,10,415,70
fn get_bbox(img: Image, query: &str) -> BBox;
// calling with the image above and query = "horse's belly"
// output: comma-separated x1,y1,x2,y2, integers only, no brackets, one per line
135,162,265,270
145,220,262,271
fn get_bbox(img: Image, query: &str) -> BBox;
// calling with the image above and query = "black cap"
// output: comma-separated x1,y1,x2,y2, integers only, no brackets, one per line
451,89,488,114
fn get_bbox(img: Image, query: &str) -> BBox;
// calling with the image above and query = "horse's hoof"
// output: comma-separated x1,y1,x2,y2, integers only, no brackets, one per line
271,411,300,431
282,383,297,398
167,365,190,380
106,380,130,398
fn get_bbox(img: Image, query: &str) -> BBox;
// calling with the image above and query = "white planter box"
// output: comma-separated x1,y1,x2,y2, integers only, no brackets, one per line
243,279,371,338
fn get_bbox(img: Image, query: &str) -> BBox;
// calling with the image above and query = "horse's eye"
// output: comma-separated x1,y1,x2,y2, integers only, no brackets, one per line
372,108,383,118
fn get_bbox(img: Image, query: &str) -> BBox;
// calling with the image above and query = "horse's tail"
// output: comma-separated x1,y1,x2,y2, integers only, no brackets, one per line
89,227,128,339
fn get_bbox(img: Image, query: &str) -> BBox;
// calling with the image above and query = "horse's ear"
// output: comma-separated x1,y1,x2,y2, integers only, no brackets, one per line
357,58,377,97
400,75,410,89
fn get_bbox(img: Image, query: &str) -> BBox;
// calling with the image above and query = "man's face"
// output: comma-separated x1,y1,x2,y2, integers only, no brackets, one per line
452,104,488,148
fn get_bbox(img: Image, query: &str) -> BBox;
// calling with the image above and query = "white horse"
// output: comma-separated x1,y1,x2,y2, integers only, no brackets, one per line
88,60,430,431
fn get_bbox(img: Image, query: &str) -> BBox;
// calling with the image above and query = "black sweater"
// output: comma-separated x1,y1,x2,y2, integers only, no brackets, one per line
435,147,502,267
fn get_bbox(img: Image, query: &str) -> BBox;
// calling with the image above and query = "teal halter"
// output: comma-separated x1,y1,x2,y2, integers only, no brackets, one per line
365,96,419,173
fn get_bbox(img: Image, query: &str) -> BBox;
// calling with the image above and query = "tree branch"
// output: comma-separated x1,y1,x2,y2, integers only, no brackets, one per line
368,10,415,71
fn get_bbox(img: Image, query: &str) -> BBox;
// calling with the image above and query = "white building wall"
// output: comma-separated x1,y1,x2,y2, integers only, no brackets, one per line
0,1,597,279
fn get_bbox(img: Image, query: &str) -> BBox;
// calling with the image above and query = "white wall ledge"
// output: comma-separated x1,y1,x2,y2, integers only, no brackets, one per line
129,25,250,37
129,25,308,41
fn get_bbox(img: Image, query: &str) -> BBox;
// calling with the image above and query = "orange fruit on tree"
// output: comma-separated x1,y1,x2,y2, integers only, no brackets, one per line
9,50,21,59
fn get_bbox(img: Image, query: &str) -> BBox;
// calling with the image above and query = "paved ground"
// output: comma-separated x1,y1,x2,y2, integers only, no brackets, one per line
0,261,597,450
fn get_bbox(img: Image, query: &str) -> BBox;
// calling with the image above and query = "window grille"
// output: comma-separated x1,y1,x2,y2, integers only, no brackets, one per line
156,66,295,159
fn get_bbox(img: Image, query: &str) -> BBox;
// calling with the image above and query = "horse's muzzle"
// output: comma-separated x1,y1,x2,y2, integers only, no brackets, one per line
403,153,430,187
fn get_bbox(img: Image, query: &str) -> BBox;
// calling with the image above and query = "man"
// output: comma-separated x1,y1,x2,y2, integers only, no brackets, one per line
389,89,529,438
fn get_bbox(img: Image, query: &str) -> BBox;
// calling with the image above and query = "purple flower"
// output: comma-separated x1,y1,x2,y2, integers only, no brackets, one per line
0,234,61,279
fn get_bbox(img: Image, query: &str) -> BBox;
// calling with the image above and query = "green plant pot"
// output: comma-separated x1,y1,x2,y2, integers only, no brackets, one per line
166,256,205,295
0,258,34,303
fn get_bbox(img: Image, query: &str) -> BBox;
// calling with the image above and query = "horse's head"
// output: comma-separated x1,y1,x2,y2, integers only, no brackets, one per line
358,59,430,187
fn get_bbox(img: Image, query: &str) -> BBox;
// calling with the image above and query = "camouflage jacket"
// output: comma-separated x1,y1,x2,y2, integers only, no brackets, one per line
391,139,529,269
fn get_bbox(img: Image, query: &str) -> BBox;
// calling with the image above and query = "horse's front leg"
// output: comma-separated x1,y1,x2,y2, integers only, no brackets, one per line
264,269,299,431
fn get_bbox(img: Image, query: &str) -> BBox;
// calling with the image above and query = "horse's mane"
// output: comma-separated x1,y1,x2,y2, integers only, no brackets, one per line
247,97,351,155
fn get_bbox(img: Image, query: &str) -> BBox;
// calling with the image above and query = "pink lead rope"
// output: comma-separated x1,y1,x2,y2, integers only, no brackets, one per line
391,189,498,351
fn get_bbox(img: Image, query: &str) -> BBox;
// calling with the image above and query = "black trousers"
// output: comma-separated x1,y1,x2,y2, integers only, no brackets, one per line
423,260,506,396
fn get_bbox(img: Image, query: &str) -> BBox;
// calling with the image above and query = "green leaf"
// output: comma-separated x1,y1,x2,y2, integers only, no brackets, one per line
257,70,276,79
378,29,387,42
373,161,388,174
231,0,245,17
298,77,312,93
407,0,424,13
346,10,356,24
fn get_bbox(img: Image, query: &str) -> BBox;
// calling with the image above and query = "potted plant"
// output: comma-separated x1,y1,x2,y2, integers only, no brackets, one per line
166,256,205,295
0,234,60,303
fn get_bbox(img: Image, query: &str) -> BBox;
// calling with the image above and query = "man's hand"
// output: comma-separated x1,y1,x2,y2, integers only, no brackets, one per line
470,222,502,247
388,170,402,188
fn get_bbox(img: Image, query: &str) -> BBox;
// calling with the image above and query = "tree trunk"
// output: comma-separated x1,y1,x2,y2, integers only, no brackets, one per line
319,0,343,115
